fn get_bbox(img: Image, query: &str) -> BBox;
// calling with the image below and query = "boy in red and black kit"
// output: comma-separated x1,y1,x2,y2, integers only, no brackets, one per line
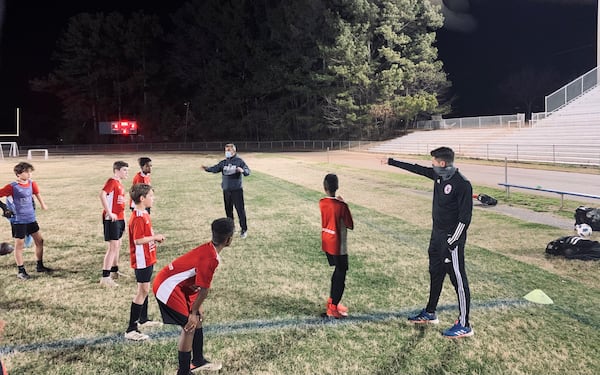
320,174,354,319
99,161,129,287
130,157,152,212
153,218,234,374
387,146,473,338
125,183,165,341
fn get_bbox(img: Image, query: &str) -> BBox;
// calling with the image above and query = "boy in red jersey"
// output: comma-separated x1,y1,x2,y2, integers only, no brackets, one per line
153,217,234,374
125,183,165,341
130,157,152,212
0,162,50,280
320,174,354,319
99,161,129,287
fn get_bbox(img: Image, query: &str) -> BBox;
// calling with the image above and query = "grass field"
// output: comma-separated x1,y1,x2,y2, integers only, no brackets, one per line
0,152,599,375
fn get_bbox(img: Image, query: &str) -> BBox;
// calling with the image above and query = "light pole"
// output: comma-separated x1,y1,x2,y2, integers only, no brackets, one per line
184,102,190,143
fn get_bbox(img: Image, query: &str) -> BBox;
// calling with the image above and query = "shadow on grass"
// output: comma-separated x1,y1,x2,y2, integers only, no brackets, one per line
374,324,428,375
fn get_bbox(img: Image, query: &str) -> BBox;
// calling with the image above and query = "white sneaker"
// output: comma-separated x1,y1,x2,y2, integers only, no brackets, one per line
99,276,118,287
124,330,149,341
240,230,247,239
138,320,163,329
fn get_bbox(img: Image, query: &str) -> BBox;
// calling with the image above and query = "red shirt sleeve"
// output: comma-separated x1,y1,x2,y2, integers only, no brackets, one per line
131,215,146,241
342,203,354,230
0,184,13,197
31,181,40,195
195,258,218,289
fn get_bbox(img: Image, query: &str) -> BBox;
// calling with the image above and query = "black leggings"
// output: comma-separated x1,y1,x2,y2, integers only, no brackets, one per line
327,253,348,305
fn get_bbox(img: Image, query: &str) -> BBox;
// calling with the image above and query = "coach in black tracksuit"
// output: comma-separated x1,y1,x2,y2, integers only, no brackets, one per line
388,146,473,337
202,143,251,238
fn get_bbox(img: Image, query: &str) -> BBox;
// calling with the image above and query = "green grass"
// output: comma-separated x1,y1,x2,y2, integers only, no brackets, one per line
1,153,600,374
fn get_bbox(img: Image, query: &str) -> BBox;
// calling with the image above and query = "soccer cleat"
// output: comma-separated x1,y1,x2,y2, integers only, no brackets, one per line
99,276,119,287
240,230,247,239
326,298,348,316
190,360,223,372
326,303,347,319
442,321,474,338
17,270,31,280
138,320,163,329
36,265,53,273
124,330,150,341
408,309,439,324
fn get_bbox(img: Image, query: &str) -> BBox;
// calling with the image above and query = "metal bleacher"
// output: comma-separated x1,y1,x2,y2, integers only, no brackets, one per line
368,78,600,166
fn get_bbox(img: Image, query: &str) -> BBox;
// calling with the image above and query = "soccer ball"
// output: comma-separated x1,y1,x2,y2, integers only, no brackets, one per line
575,223,592,238
0,242,14,256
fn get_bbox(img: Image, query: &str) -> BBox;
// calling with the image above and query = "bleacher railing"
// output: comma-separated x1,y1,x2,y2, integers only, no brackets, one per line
369,142,600,166
16,140,373,156
545,67,597,113
414,113,525,130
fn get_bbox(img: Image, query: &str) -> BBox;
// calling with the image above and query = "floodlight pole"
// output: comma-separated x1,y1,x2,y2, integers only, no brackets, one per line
184,102,190,144
16,107,20,136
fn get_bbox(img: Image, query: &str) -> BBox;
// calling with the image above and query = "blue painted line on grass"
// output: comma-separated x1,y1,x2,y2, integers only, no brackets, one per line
0,299,531,355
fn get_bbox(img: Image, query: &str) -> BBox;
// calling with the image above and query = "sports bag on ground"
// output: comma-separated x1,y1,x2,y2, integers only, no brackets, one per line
545,236,600,260
474,193,497,206
574,206,600,231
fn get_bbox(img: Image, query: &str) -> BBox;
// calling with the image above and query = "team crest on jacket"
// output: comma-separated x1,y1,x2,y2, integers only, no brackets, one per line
444,184,452,194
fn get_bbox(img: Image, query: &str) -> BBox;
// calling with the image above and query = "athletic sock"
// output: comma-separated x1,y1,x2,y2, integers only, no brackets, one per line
102,270,110,277
177,351,192,375
139,296,149,322
18,265,25,273
110,266,119,273
126,302,143,332
192,327,205,366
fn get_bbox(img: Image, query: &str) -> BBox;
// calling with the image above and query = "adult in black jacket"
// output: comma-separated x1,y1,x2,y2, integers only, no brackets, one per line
202,144,251,238
387,147,473,338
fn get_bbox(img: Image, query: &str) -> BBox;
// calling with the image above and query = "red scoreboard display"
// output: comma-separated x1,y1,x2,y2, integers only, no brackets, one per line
99,120,137,135
111,120,137,135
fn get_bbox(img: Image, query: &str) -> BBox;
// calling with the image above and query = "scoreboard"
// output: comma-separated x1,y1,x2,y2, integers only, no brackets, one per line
99,120,138,135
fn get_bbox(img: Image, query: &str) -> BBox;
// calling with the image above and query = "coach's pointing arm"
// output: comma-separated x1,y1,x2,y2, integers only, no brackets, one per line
387,158,436,180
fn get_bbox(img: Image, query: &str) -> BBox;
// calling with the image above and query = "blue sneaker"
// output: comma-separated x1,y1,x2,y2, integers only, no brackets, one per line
442,321,474,338
408,309,439,324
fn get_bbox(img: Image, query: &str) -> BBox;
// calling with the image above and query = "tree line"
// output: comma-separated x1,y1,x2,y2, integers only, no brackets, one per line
32,0,451,143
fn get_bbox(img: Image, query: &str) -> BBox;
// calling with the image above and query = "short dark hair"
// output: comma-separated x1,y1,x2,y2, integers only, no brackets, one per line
323,173,339,194
14,162,34,176
211,217,235,246
430,147,454,164
130,183,153,204
113,160,129,171
138,157,152,168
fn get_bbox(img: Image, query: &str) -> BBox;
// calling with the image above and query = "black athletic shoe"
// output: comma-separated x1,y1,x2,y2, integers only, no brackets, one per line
36,265,53,273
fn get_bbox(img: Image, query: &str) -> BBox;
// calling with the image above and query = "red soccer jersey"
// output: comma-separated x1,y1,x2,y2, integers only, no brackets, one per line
152,242,220,316
132,172,151,185
128,209,157,269
319,197,354,256
101,178,126,220
130,172,152,209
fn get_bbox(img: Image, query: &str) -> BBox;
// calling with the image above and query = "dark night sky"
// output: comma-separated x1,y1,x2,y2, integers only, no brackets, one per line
0,0,597,136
